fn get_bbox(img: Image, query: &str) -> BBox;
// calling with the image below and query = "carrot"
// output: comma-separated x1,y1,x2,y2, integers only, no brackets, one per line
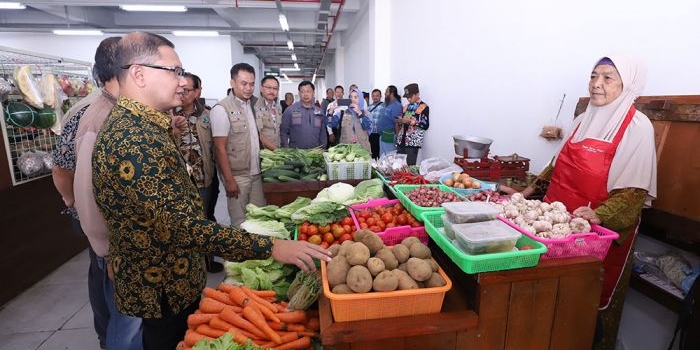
220,306,268,340
241,286,278,313
227,324,261,340
187,313,217,328
250,289,276,298
264,296,278,303
305,317,320,331
196,324,227,339
262,332,299,348
217,283,237,293
243,305,283,344
268,322,306,332
228,286,253,307
275,310,308,324
275,303,289,313
273,335,311,350
253,301,281,323
297,331,318,337
228,329,253,345
184,329,212,346
203,287,235,305
199,297,227,313
209,316,234,332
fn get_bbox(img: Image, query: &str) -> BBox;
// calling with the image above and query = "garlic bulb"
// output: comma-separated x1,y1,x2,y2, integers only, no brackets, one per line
510,192,525,203
550,201,567,212
520,225,536,235
539,202,552,212
503,204,518,213
504,208,520,219
550,211,570,224
524,210,539,222
551,223,572,238
570,217,592,233
532,220,553,233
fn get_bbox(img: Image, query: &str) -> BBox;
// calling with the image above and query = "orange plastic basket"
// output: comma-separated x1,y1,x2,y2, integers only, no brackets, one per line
320,258,452,322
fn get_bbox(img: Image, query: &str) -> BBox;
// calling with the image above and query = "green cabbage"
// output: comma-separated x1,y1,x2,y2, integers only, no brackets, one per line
354,178,384,201
239,219,289,239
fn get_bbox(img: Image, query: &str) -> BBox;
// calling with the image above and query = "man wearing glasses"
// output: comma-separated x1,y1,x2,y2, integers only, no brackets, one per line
254,75,282,149
93,32,331,350
210,63,267,228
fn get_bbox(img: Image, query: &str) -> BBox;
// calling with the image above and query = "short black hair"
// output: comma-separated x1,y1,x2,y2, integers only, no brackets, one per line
372,89,381,95
184,72,201,89
230,63,255,79
93,36,121,86
326,88,333,93
334,85,344,92
298,80,315,91
387,85,399,99
261,75,279,86
115,31,175,82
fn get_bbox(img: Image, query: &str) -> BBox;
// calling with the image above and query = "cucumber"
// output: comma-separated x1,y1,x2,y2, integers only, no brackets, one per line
264,169,301,179
284,161,306,168
275,164,296,171
278,175,302,182
263,177,280,183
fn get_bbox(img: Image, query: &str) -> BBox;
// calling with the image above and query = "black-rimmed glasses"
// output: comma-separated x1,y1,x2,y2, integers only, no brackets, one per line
121,63,185,77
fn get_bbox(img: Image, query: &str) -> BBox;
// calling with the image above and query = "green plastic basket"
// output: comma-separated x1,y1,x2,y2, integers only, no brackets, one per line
393,184,464,219
421,211,547,274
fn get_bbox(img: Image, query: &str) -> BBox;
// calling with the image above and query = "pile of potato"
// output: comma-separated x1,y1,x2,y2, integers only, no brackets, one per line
325,229,447,294
443,172,482,189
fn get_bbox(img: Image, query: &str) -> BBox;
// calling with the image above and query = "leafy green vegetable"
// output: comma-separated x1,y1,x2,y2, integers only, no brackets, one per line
223,258,295,297
287,270,322,311
326,143,371,162
313,182,356,204
354,178,384,201
240,219,290,239
290,201,348,226
245,204,279,221
274,197,311,222
193,333,265,350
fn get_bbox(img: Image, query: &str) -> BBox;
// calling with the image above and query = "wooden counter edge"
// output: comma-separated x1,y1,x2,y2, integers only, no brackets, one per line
477,256,603,285
319,295,478,345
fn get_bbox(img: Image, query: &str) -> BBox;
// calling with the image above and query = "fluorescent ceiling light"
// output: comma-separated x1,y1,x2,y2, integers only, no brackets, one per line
280,67,300,72
278,14,289,31
0,2,25,9
294,63,299,70
53,29,104,36
291,54,297,61
120,5,187,12
172,30,219,37
287,40,294,50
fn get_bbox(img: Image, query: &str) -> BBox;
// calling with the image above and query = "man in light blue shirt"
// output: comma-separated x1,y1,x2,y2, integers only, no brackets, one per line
367,89,385,158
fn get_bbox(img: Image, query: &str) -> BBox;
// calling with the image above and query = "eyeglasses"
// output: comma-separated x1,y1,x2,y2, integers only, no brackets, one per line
121,63,186,77
262,85,279,91
182,88,198,94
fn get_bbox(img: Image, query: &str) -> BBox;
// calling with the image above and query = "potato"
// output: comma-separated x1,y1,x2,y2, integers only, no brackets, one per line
328,244,341,257
406,257,432,282
345,242,370,266
346,265,373,293
409,243,431,259
397,262,408,272
353,229,371,242
326,256,351,288
401,236,421,249
366,257,385,276
392,244,410,263
331,284,354,294
393,269,419,290
423,258,439,272
360,231,385,255
372,270,398,292
338,240,354,257
425,272,447,288
444,178,454,187
375,248,399,270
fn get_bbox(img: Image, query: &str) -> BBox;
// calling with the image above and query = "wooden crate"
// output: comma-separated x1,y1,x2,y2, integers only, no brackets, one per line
453,154,530,182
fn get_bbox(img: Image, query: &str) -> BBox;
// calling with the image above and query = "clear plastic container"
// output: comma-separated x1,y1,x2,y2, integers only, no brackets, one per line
453,220,521,255
441,214,456,239
441,201,500,224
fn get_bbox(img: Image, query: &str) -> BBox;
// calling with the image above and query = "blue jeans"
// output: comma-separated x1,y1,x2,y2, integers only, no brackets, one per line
95,256,143,350
380,141,396,156
74,218,108,349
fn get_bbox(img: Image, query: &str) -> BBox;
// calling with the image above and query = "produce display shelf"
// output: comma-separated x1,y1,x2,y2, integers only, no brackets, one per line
393,184,465,219
422,211,546,274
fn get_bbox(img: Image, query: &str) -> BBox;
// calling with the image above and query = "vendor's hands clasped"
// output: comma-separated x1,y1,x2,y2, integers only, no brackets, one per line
573,206,601,225
271,239,332,272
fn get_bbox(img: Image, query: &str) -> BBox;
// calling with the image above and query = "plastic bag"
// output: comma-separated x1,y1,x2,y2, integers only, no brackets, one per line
540,93,565,141
17,151,45,177
374,151,408,175
14,65,44,109
419,157,464,183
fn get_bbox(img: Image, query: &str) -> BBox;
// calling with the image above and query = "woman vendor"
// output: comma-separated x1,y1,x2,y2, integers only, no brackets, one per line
328,87,372,151
504,55,657,350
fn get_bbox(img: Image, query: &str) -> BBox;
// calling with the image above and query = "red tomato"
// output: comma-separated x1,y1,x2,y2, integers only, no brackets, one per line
308,225,319,236
377,207,386,215
308,235,322,245
323,232,335,244
386,222,396,228
369,226,381,232
377,220,386,229
300,223,309,235
520,245,533,250
332,226,345,238
319,225,331,234
342,217,353,226
360,210,371,219
396,214,407,225
381,213,393,224
298,233,308,241
367,217,376,226
360,222,369,230
358,217,366,224
410,221,421,227
320,241,330,249
343,224,352,234
338,233,353,243
372,213,381,220
331,223,341,232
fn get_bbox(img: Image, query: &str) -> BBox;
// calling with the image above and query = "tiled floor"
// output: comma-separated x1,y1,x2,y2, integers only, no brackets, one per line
0,185,230,350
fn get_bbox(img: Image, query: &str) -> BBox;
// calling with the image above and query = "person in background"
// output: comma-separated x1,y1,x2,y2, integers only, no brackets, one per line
254,75,282,149
502,56,657,350
281,92,294,113
328,87,371,151
367,88,385,158
210,63,267,228
52,37,141,349
92,31,331,350
349,83,358,92
363,91,370,107
320,87,334,115
280,80,328,149
396,83,429,165
378,85,402,156
325,85,345,146
173,72,222,273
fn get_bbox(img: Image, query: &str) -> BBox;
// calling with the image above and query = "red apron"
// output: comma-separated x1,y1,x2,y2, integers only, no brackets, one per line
545,106,637,309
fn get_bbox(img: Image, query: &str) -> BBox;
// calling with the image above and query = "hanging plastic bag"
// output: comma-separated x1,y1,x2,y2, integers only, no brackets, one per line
419,157,463,183
540,93,565,140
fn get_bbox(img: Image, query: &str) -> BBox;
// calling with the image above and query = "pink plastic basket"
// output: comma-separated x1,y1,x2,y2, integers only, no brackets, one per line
499,216,619,260
349,198,428,246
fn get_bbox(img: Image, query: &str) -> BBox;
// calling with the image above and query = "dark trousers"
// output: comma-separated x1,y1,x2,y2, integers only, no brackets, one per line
72,218,108,348
369,133,380,159
397,145,420,165
142,297,199,350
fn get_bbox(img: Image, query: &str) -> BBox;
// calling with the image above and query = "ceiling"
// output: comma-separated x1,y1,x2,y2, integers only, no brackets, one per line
0,0,366,78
